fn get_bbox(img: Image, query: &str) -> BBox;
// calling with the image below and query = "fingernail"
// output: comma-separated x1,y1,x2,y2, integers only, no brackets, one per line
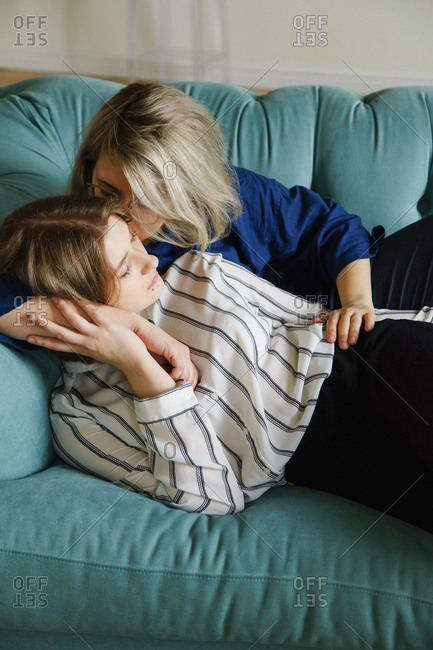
26,313,36,323
52,297,59,304
28,337,36,344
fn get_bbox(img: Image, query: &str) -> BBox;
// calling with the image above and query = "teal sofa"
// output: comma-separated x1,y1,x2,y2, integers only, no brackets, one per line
1,75,432,650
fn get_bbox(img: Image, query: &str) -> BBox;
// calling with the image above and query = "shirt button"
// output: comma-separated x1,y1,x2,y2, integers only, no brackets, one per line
211,392,219,401
242,427,249,435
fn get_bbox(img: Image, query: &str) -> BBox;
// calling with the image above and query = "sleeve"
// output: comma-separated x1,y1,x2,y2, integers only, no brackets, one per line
373,305,433,324
50,381,245,515
0,277,39,351
277,186,379,284
228,166,381,285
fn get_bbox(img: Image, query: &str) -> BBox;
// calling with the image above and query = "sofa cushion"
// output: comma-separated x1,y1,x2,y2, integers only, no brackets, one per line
0,344,59,479
1,461,432,648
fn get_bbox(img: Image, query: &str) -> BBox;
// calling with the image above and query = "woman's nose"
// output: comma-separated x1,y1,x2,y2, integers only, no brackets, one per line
139,252,158,274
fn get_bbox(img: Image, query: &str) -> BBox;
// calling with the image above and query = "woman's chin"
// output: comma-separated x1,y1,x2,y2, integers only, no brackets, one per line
139,281,164,312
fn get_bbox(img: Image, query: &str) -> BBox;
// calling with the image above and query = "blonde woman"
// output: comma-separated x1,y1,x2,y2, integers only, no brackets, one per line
1,195,433,531
1,82,433,353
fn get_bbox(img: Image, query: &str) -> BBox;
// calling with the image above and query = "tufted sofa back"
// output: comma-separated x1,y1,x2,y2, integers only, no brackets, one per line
1,74,432,480
1,75,433,236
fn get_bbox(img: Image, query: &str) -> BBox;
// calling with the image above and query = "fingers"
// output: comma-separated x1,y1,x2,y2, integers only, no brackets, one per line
170,360,200,388
188,364,200,389
170,365,196,387
323,308,375,350
25,309,90,350
52,297,99,328
364,312,376,332
27,333,78,352
70,297,103,322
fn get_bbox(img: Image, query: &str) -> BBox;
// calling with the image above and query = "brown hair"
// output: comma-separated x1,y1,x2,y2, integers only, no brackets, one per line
70,82,242,252
0,194,130,362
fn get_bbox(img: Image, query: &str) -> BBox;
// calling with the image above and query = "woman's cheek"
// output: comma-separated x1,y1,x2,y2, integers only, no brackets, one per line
132,211,163,240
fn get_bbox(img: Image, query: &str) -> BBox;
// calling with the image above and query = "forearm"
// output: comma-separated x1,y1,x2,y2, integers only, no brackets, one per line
120,351,176,399
0,297,71,340
336,259,374,308
52,384,244,514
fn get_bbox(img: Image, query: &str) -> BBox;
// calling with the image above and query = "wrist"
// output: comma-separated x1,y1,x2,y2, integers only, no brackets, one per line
340,298,374,309
118,345,153,374
121,349,176,399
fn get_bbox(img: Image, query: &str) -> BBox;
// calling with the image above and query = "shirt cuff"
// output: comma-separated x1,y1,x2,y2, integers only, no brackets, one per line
133,380,199,423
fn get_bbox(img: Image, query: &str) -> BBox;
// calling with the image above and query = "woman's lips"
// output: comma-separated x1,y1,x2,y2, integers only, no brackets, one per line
147,271,159,289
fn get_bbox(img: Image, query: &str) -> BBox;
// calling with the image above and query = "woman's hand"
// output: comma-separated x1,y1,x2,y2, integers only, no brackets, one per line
129,316,199,388
26,297,199,387
311,304,376,350
56,301,199,386
27,298,153,371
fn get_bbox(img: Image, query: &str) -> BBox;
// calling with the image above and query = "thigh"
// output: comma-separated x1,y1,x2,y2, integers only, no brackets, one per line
371,214,433,309
285,341,369,498
353,318,433,465
285,321,433,533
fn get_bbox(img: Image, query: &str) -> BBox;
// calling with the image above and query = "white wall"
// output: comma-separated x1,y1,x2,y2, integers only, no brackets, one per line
1,0,433,92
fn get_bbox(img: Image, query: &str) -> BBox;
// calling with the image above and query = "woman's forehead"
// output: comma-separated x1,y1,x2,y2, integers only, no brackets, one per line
92,155,131,192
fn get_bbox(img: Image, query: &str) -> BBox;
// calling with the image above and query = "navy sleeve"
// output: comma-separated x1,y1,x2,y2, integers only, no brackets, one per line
204,166,384,299
0,277,39,351
230,166,380,282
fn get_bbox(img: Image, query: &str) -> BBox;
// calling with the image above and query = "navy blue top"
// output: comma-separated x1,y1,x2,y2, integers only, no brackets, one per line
0,165,384,352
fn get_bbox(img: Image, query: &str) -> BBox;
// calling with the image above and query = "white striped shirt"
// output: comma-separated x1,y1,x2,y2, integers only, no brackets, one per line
50,252,433,515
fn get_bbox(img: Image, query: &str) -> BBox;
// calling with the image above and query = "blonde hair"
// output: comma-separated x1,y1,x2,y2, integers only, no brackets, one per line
70,82,243,252
0,195,130,362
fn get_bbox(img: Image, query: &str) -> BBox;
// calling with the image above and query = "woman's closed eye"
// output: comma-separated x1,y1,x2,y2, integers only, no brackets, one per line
87,182,121,200
101,188,118,198
120,231,139,278
122,265,132,278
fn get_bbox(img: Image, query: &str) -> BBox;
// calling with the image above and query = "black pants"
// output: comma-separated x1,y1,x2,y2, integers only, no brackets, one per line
285,318,433,534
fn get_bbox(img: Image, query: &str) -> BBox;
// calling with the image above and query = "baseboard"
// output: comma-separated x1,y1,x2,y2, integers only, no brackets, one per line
1,50,433,94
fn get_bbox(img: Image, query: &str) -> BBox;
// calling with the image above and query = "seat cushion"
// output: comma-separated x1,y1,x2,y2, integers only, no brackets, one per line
0,461,432,648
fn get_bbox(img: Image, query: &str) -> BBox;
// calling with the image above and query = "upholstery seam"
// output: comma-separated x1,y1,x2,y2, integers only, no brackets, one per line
1,548,432,607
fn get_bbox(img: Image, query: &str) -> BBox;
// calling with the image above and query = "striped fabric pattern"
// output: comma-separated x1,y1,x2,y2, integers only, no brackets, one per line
50,252,433,515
